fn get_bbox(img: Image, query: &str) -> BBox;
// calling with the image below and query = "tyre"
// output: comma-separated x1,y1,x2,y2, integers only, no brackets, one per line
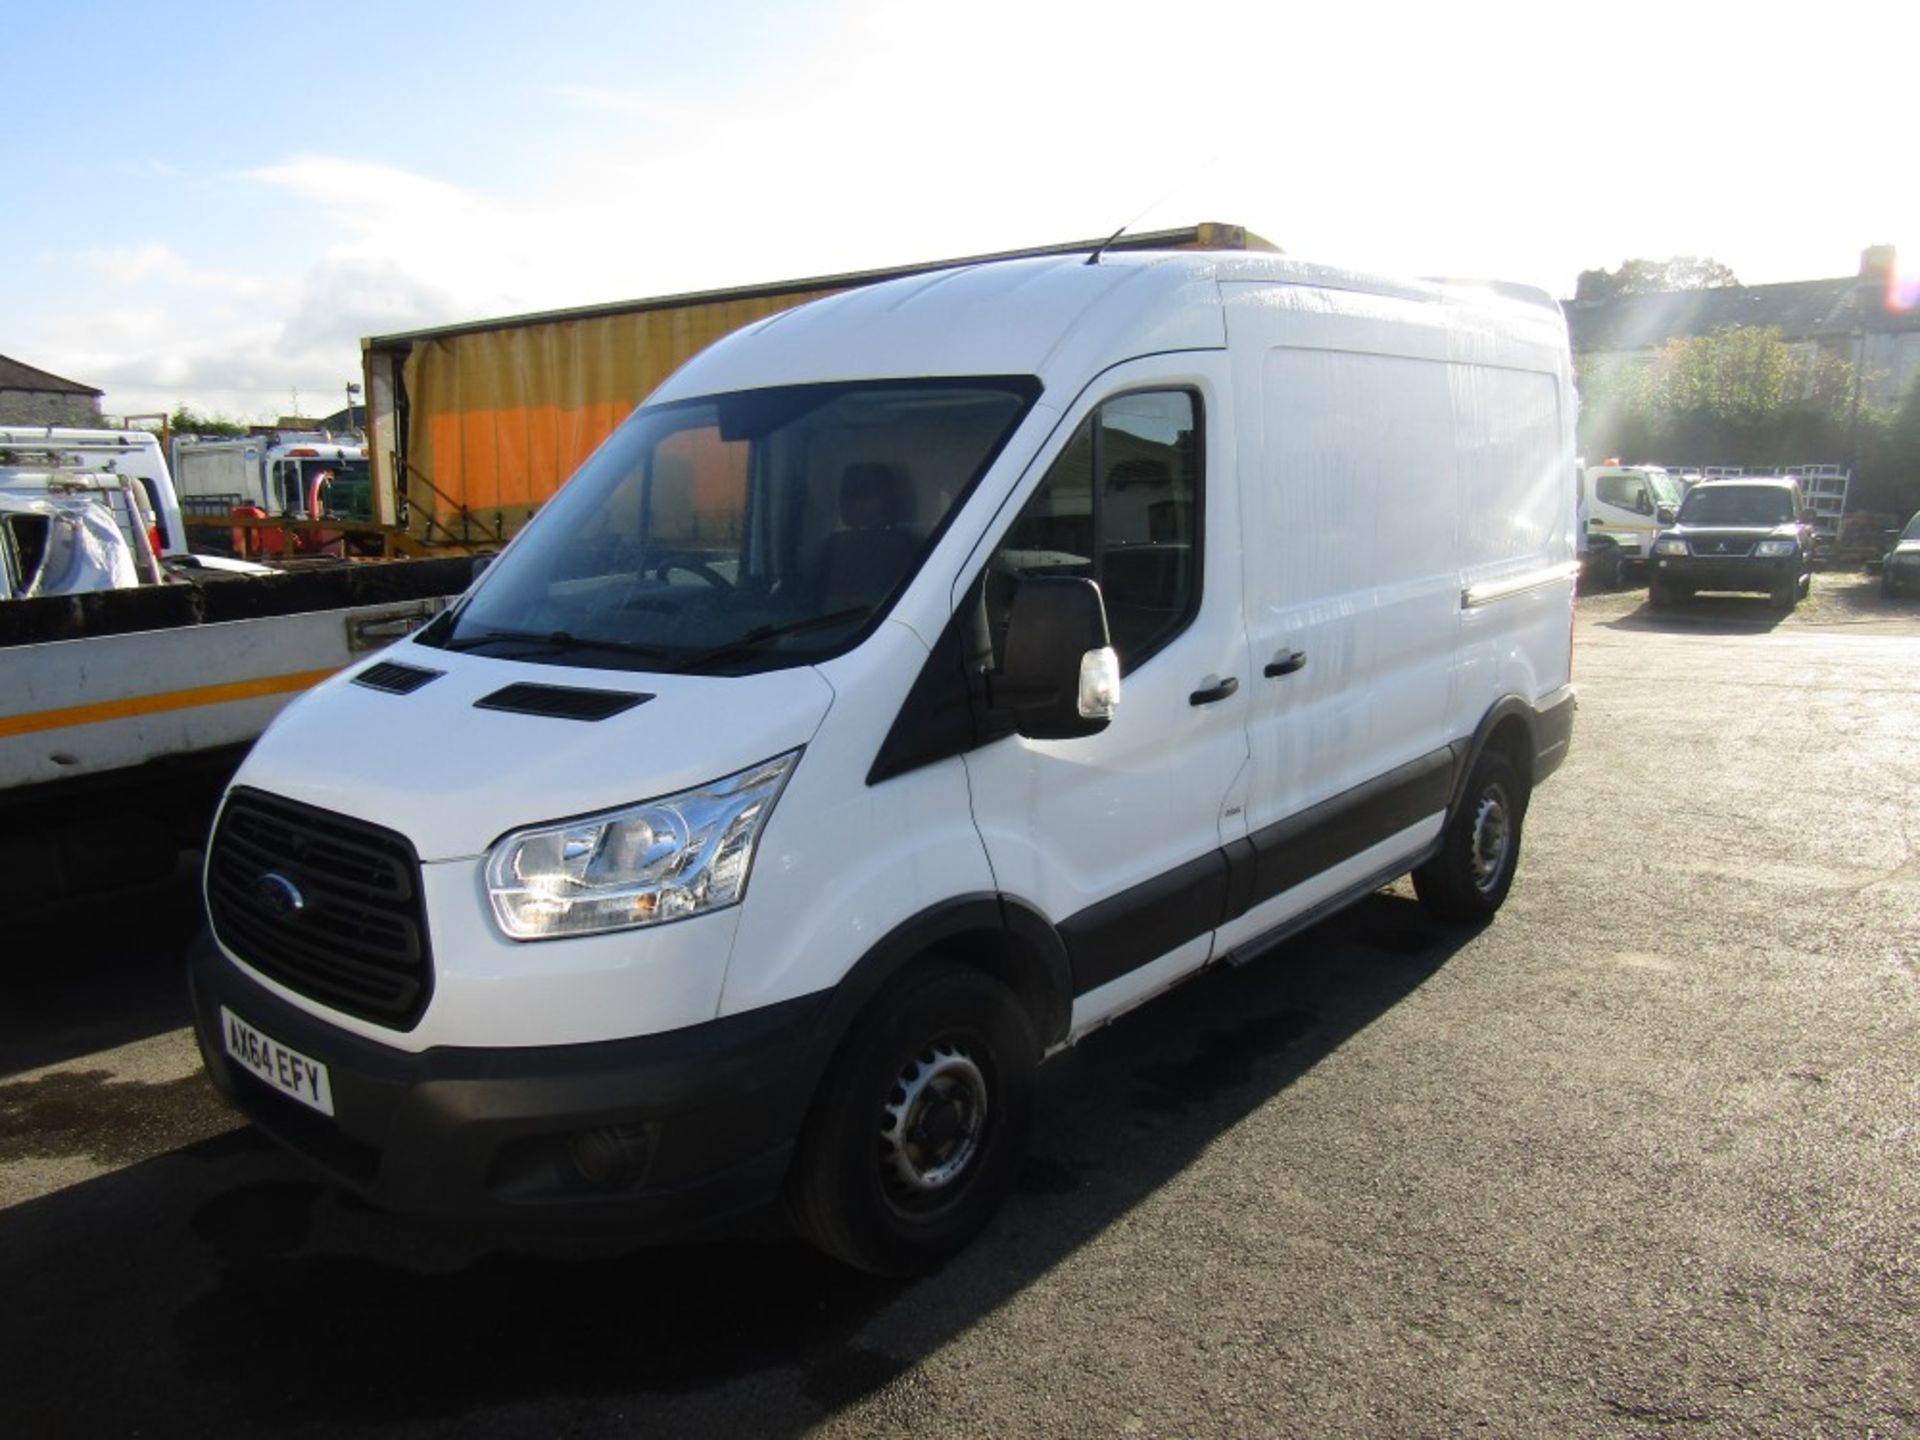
1771,576,1797,614
1413,749,1528,923
1649,577,1673,609
787,962,1037,1276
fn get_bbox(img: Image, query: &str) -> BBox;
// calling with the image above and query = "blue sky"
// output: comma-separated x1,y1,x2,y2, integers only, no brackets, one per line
8,0,1915,421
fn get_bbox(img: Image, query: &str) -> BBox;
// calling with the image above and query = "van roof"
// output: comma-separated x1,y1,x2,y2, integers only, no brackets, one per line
0,426,161,450
653,251,1564,403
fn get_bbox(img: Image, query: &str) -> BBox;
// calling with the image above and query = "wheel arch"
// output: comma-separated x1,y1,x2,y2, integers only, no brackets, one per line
808,893,1073,1078
1449,698,1538,820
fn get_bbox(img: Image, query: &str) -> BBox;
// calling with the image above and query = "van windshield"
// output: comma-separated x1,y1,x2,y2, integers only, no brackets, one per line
426,377,1039,674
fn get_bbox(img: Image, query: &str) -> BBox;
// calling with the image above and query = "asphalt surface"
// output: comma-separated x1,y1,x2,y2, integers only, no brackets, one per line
3,572,1915,1439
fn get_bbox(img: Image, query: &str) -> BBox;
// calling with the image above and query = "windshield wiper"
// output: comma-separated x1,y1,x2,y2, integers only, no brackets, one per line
443,627,672,659
671,607,874,673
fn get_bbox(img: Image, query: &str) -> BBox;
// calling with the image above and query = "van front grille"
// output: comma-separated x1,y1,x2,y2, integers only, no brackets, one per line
206,789,432,1029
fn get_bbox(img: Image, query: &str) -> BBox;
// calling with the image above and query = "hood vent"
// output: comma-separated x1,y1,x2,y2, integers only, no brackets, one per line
475,683,652,721
354,661,445,695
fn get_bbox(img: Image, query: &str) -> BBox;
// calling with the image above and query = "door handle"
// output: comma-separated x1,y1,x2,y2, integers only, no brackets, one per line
1263,651,1307,678
1189,675,1240,706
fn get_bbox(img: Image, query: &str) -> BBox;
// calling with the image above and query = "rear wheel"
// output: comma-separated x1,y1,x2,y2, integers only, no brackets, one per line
787,962,1036,1276
1414,750,1528,923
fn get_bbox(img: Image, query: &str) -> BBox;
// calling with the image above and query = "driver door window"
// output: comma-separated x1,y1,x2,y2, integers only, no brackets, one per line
988,390,1200,672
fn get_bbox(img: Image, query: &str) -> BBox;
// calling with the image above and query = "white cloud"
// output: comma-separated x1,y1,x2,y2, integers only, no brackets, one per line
24,0,1916,421
84,242,285,301
86,243,188,286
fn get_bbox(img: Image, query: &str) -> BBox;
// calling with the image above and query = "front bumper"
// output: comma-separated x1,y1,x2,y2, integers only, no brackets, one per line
189,932,829,1236
1654,554,1800,594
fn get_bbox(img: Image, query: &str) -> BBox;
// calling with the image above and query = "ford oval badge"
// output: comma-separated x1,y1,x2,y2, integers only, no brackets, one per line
254,872,306,919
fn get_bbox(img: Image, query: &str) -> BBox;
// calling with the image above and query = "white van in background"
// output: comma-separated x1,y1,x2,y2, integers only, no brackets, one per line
189,250,1578,1275
0,426,187,559
1580,463,1683,586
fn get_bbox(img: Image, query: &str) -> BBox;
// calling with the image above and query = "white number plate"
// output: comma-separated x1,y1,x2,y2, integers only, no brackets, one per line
221,1007,335,1117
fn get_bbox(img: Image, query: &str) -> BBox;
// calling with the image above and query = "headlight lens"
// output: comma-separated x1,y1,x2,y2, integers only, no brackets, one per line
1755,539,1798,557
485,751,799,940
1653,537,1690,556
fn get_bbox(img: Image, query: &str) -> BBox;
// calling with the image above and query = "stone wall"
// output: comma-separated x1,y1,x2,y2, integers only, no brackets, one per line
0,389,104,427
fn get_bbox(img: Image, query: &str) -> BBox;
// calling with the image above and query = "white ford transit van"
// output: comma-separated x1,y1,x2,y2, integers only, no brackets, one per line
191,251,1577,1275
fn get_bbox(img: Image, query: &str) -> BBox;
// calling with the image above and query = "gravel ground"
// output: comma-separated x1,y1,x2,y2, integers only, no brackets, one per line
2,572,1915,1439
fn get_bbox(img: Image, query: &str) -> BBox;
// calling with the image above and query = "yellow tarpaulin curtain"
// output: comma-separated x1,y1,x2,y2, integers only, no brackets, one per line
392,226,1269,545
400,288,843,541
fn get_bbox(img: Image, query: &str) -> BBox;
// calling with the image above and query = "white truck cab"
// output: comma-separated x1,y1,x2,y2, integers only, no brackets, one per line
190,251,1578,1274
1580,463,1683,586
172,434,371,528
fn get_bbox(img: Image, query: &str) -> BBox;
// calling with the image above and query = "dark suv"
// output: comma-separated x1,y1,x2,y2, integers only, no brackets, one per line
1882,511,1920,598
1648,478,1813,613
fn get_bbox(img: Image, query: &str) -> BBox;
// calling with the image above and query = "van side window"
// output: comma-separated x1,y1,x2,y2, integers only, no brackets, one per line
987,389,1200,671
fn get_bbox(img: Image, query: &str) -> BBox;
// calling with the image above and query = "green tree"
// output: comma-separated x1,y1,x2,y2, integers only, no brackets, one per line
1576,325,1877,465
168,405,249,437
1574,255,1740,302
1854,379,1920,517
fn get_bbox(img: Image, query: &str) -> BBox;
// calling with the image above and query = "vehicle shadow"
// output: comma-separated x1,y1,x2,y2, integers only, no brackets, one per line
1,855,206,1078
0,890,1477,1437
1603,593,1791,635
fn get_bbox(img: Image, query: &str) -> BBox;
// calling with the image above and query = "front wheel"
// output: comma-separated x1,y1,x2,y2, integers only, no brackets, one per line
787,962,1036,1276
1414,750,1528,922
1771,576,1798,614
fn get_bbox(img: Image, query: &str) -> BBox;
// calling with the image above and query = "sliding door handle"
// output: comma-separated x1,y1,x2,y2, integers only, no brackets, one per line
1264,650,1308,678
1189,676,1240,706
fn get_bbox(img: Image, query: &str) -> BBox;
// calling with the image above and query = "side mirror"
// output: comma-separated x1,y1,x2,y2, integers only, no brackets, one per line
991,576,1119,740
1656,506,1676,525
1634,493,1653,516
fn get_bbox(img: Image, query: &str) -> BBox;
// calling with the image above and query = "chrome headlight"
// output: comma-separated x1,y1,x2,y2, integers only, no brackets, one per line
1755,539,1798,557
1653,537,1690,556
485,751,799,940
